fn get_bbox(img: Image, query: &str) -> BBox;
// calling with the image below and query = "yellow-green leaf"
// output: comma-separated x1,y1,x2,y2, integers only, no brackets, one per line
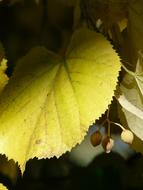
0,184,8,190
0,27,120,172
0,59,9,94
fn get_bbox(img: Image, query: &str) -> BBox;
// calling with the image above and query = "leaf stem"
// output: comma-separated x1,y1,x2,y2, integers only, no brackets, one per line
107,119,111,137
121,63,136,77
101,106,125,135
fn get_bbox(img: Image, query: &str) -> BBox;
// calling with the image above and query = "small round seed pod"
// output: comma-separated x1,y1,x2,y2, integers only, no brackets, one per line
102,136,114,153
121,129,134,144
90,131,102,147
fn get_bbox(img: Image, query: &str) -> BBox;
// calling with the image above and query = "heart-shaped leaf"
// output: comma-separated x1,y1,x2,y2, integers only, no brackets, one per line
0,27,120,172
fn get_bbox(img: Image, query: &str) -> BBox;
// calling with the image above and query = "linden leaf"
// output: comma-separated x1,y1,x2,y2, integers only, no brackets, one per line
0,43,9,94
0,59,9,94
0,27,120,172
135,54,143,96
120,73,143,141
118,94,143,120
0,184,8,190
136,75,143,96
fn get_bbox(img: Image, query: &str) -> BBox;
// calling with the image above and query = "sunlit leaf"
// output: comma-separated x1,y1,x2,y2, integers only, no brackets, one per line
0,43,9,94
0,59,9,94
0,184,8,190
0,27,120,172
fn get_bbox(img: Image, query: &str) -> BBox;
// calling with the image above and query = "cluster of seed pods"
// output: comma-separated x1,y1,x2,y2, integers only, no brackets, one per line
90,127,134,153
